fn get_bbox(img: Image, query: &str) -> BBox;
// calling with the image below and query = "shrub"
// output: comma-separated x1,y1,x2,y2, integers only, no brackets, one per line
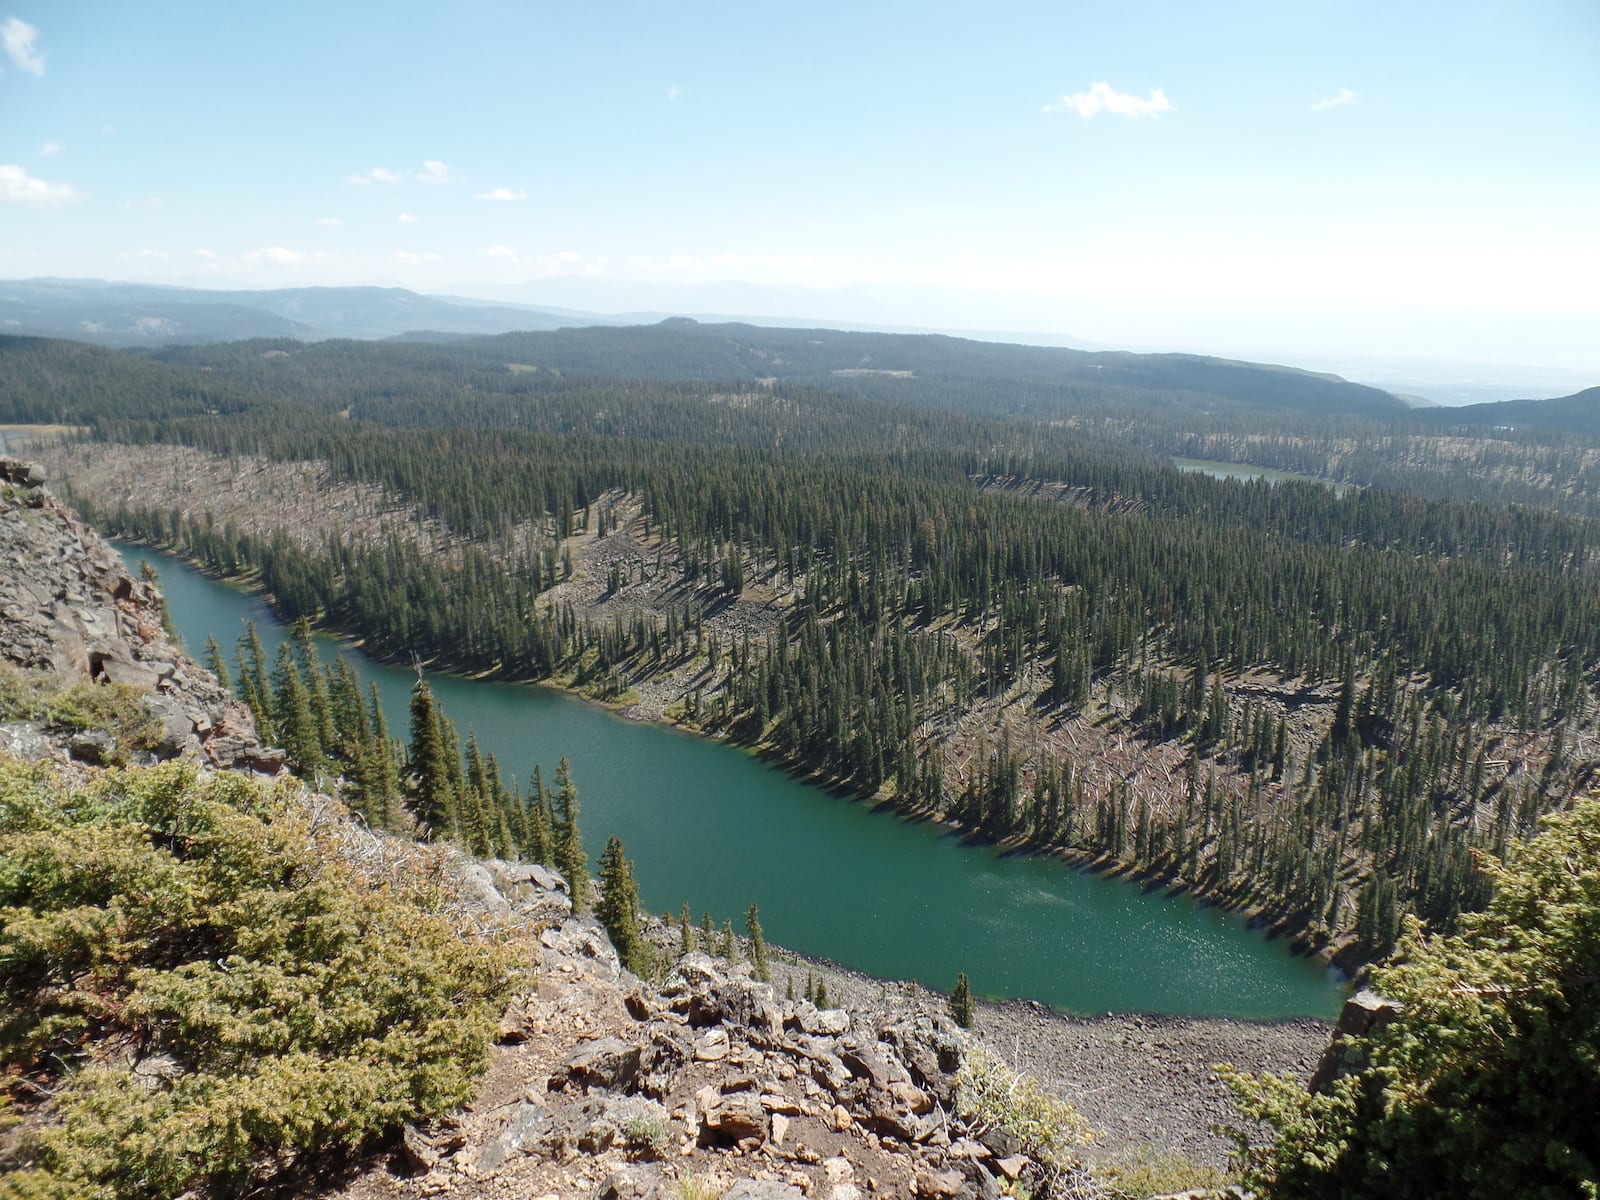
1224,796,1600,1199
0,760,515,1199
956,1047,1096,1197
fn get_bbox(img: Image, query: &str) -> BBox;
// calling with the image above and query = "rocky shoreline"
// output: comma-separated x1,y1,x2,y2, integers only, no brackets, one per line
752,948,1329,1170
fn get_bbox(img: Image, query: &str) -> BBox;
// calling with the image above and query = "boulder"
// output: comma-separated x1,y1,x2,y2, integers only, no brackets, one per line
550,1035,643,1093
1309,989,1403,1092
475,1099,552,1173
700,1091,768,1143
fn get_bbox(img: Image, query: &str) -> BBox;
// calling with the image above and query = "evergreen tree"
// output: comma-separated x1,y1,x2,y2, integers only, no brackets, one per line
551,757,589,914
365,682,403,831
407,680,454,838
234,622,274,740
271,642,323,775
291,616,337,753
523,763,552,864
597,836,648,975
948,971,976,1028
745,902,770,982
679,902,695,954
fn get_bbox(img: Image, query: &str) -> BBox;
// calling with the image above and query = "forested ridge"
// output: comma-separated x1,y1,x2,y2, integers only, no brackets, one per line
7,326,1600,963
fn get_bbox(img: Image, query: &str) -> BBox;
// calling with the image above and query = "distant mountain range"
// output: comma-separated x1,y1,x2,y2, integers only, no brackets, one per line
2,279,1592,429
0,279,607,345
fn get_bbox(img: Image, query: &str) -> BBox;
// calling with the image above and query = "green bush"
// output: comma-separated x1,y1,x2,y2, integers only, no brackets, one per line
1225,796,1600,1200
0,760,516,1199
0,664,162,760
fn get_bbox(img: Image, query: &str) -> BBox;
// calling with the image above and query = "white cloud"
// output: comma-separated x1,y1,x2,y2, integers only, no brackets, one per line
667,83,681,101
2,17,44,77
243,246,307,266
0,163,82,206
39,141,63,156
475,186,527,201
394,250,441,264
193,248,216,259
1043,81,1172,119
347,167,403,185
482,244,520,264
121,249,170,262
314,215,342,226
1312,88,1358,112
397,212,416,224
417,160,458,185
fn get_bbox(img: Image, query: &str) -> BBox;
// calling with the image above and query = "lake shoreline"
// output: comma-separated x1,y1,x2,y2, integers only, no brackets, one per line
752,935,1332,1168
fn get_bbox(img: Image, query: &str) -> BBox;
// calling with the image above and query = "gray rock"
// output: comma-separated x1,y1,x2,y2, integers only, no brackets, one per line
700,1090,768,1143
68,729,116,764
475,1099,551,1173
597,1164,670,1200
1309,989,1402,1092
724,1182,807,1200
549,1035,642,1093
532,1093,666,1159
457,862,515,920
879,1013,966,1105
789,1000,850,1037
0,721,52,762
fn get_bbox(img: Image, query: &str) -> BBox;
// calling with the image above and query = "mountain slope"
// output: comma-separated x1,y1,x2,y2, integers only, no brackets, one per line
1427,385,1600,435
0,279,593,344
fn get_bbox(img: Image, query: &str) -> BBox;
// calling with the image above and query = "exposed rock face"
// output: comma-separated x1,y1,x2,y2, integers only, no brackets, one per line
1309,988,1402,1092
0,456,279,773
449,899,1020,1200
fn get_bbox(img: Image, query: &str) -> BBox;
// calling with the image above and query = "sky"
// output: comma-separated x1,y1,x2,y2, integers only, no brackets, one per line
2,0,1598,377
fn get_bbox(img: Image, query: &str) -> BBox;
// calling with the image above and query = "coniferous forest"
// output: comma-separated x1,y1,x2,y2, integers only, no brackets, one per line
7,322,1600,964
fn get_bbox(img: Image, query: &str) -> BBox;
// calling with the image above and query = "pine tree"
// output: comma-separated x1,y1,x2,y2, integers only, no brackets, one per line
597,836,648,975
524,764,552,864
721,920,738,962
272,643,323,775
291,616,336,753
948,971,976,1028
366,682,402,831
551,757,589,914
745,902,770,982
679,902,695,954
235,622,274,740
408,680,454,838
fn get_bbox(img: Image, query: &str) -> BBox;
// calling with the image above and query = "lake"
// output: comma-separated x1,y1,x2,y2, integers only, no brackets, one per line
119,544,1345,1019
1172,457,1351,496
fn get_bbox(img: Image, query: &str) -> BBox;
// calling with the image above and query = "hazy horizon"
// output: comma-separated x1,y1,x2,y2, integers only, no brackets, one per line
4,1,1596,389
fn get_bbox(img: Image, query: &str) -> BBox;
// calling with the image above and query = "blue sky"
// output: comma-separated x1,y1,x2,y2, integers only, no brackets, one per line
2,1,1597,374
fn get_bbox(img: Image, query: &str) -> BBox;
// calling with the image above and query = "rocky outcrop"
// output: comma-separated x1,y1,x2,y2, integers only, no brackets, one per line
386,849,1061,1200
1308,988,1402,1093
0,456,279,773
